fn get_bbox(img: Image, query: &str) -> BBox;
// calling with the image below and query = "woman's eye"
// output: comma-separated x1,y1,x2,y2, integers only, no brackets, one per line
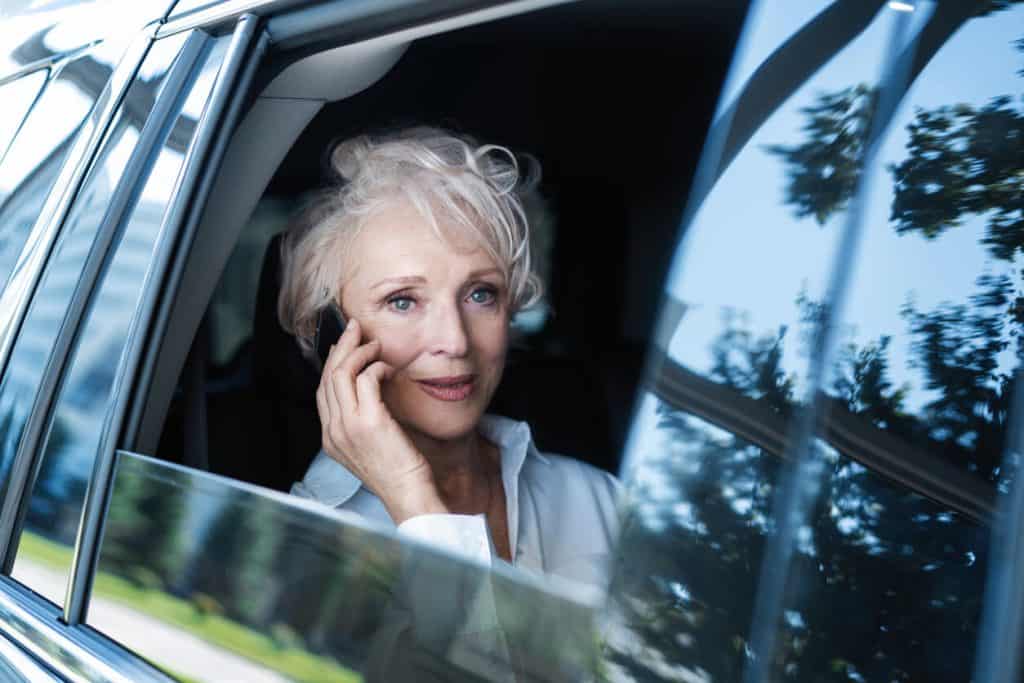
468,287,497,305
387,296,416,312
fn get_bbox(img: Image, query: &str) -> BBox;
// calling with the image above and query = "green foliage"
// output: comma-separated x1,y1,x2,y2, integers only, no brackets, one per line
710,310,797,415
890,96,1024,260
832,336,912,430
765,84,877,225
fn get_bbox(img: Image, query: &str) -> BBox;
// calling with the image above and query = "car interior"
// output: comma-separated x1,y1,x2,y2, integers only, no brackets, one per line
134,0,748,493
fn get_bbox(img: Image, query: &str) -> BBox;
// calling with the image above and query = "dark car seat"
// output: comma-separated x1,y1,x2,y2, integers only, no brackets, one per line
251,233,323,489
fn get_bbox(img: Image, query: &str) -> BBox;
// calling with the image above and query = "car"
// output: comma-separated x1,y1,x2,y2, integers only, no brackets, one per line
1,0,1023,680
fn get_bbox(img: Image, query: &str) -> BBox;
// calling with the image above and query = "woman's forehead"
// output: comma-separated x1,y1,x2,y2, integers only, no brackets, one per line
343,204,500,285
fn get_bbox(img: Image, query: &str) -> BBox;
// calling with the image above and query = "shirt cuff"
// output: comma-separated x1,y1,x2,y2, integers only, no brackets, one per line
397,513,494,565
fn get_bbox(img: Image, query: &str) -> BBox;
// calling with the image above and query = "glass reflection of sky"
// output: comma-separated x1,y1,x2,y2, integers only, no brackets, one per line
0,70,46,162
665,2,1024,413
837,6,1024,412
0,79,90,196
664,2,896,393
0,1,171,62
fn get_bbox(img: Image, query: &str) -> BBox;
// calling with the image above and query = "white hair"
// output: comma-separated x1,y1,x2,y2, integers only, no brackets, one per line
278,126,544,361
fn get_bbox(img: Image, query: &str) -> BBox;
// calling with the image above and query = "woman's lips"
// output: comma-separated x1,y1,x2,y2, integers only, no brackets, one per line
415,375,475,402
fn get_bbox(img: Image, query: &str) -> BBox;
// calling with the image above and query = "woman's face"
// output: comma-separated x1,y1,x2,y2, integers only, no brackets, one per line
337,202,510,442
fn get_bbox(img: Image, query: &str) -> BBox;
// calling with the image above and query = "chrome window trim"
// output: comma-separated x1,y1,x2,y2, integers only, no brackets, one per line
0,630,62,682
0,28,210,581
0,26,155,408
0,44,94,88
0,579,171,683
64,15,264,627
0,69,49,169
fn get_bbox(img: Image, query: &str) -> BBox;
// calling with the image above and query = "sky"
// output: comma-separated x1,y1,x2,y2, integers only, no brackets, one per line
663,0,1024,413
623,0,1023,479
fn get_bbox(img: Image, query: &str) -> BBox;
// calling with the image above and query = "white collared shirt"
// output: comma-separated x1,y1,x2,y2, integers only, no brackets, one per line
291,414,621,588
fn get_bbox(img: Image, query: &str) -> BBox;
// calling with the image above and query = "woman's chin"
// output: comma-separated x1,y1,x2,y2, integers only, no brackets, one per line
398,406,486,444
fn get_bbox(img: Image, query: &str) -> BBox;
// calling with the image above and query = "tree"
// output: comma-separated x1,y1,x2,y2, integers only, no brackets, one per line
890,95,1024,260
765,85,876,225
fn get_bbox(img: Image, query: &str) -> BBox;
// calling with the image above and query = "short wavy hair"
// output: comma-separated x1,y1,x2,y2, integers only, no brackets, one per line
278,126,544,361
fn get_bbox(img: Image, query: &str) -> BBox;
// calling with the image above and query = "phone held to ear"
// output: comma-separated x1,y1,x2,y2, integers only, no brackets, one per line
315,301,347,366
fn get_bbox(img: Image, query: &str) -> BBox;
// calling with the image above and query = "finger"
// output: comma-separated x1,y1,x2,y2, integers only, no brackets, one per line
320,356,344,446
336,339,382,411
325,317,362,374
315,380,330,427
355,361,395,418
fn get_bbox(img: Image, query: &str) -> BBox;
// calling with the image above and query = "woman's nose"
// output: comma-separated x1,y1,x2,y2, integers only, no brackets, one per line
427,302,470,357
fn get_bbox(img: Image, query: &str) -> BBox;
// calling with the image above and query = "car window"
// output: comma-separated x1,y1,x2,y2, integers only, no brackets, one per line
0,0,175,65
88,450,599,682
604,2,1018,681
0,37,142,518
0,70,47,170
760,3,1024,680
4,31,218,606
0,39,129,297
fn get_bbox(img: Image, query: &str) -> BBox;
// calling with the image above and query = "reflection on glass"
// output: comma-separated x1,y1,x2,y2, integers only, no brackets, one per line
5,33,192,605
610,2,903,679
765,439,988,681
0,52,103,293
0,70,47,168
807,2,1024,490
605,393,784,681
756,3,1024,679
88,453,598,682
0,0,171,75
0,39,148,523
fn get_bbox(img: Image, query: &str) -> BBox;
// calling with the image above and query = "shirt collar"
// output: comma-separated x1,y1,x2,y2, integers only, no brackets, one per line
298,414,550,509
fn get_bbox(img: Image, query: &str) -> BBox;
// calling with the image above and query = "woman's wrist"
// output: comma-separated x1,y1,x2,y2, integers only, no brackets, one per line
384,475,448,525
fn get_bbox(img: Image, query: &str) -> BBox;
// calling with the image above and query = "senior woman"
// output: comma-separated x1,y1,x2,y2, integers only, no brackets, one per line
278,127,619,590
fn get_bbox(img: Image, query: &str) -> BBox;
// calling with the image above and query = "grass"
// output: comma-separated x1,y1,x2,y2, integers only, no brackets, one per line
17,532,362,683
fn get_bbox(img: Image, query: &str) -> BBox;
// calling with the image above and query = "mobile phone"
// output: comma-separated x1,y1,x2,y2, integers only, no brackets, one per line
315,301,347,366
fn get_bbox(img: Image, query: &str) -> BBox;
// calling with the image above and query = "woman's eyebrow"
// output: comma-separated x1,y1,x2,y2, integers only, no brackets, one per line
467,268,502,279
370,275,426,290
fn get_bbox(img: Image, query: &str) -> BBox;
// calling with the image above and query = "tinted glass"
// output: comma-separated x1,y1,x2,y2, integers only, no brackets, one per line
89,452,598,682
0,0,173,74
0,37,152,519
0,70,47,169
602,2,975,681
0,39,129,296
764,2,1024,679
5,32,199,605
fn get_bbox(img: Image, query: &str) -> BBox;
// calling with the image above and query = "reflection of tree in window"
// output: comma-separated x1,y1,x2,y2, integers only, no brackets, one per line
608,315,989,680
766,22,1024,488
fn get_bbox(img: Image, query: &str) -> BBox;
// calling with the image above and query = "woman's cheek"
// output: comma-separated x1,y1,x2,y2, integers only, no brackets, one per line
375,328,425,370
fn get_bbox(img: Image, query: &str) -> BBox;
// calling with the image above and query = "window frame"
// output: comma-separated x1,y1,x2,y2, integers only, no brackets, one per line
0,11,254,682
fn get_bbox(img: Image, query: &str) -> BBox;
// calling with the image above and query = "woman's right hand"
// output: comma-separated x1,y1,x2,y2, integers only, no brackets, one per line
316,318,447,524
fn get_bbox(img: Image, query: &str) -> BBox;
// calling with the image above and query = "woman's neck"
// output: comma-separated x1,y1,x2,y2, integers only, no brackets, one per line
406,427,499,514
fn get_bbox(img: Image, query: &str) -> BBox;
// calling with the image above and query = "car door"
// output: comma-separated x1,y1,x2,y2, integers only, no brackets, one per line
0,1,249,679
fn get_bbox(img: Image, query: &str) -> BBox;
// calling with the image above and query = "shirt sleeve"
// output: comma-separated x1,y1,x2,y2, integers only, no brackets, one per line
396,513,495,565
365,515,514,682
